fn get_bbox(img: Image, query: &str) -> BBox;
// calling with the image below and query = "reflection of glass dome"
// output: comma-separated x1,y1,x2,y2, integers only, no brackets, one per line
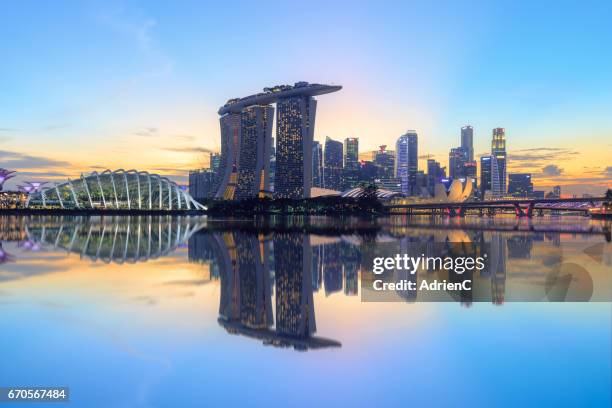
25,216,206,264
27,169,205,210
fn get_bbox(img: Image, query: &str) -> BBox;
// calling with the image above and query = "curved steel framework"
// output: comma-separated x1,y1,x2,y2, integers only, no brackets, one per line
25,216,206,264
26,169,205,210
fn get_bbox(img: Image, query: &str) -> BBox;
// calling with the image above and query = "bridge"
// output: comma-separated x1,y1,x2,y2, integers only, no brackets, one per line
386,196,607,217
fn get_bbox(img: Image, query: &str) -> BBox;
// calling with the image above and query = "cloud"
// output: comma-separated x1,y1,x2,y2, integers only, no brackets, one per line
161,146,215,154
604,166,612,176
133,127,159,137
12,171,69,178
514,147,568,152
509,149,579,163
542,164,563,176
173,134,197,141
0,150,71,169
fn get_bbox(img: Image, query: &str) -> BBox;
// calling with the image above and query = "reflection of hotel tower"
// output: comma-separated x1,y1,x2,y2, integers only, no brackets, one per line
217,232,273,329
274,233,316,337
210,231,339,350
215,83,341,199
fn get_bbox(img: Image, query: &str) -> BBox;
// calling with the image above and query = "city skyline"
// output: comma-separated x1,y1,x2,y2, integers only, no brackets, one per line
1,1,611,195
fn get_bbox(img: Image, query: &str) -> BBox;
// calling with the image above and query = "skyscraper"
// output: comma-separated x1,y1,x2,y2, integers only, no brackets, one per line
343,137,359,189
374,145,395,178
480,155,492,199
508,173,533,197
275,96,316,198
426,159,445,195
461,125,474,161
215,113,241,199
210,153,221,173
343,138,359,168
449,147,468,180
323,136,344,191
236,105,274,199
189,168,216,201
312,141,323,188
216,82,341,200
491,127,507,197
395,131,418,195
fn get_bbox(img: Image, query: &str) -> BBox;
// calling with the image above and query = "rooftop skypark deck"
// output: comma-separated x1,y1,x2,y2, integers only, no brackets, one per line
218,82,342,115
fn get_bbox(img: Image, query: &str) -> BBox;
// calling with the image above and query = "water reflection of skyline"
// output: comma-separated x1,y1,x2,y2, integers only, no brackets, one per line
0,215,206,264
1,215,610,350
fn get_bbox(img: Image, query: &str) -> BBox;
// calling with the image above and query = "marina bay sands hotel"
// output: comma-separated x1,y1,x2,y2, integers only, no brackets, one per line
214,82,341,200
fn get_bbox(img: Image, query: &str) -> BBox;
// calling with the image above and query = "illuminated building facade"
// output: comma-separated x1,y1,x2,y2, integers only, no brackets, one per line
215,113,241,199
343,137,360,189
275,96,316,198
395,131,418,195
216,83,341,200
215,105,273,200
480,155,492,199
491,127,507,197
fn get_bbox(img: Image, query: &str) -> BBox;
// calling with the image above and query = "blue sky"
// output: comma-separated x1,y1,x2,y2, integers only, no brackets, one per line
0,0,610,193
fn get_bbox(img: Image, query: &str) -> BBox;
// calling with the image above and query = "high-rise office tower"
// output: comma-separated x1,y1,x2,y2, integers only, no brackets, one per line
343,138,359,168
323,136,344,191
343,137,359,189
426,159,446,195
395,131,418,195
312,141,323,188
374,145,395,178
463,161,477,179
275,96,316,198
480,155,492,199
189,168,216,201
461,125,474,161
210,153,221,173
553,185,561,198
491,127,507,197
449,147,468,180
508,173,533,197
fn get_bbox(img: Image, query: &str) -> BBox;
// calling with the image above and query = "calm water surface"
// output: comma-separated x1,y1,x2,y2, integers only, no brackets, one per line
0,215,610,408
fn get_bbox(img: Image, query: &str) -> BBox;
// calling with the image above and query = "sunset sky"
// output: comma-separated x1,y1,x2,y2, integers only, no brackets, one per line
1,0,610,194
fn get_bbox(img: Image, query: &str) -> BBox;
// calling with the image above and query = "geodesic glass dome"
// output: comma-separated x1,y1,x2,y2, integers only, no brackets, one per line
27,169,205,210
